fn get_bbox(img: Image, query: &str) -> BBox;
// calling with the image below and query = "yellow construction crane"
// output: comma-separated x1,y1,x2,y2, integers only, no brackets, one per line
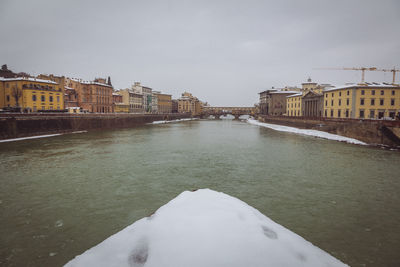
314,67,399,84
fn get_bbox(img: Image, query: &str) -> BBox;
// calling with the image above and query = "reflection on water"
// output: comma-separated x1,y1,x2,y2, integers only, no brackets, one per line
0,120,399,267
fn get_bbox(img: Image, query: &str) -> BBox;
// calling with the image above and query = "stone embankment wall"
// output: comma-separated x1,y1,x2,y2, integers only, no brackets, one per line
0,113,191,140
258,115,400,147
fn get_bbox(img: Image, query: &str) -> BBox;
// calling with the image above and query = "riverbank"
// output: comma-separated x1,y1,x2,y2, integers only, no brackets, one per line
257,115,400,148
0,113,192,140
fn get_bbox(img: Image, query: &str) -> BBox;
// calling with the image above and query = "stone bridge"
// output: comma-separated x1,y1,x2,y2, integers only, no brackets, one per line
201,106,256,119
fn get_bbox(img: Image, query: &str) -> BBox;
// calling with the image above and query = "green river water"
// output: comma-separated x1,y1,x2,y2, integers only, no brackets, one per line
0,120,399,267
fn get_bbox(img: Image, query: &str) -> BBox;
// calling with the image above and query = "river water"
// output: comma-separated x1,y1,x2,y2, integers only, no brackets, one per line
0,120,399,267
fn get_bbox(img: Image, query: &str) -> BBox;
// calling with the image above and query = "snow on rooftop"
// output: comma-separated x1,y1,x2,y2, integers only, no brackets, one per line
69,78,112,87
0,77,58,84
270,90,300,94
324,83,399,92
64,189,348,267
287,92,303,97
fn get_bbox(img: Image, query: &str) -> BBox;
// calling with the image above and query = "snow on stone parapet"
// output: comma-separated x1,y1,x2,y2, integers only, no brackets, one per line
247,119,366,145
64,189,348,267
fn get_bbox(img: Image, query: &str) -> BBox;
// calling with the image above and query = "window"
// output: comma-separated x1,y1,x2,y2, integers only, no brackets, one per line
372,90,375,95
361,90,365,95
380,90,384,95
347,90,350,96
330,110,333,117
331,93,334,97
380,99,384,106
389,112,395,119
6,95,10,102
57,96,60,102
346,98,349,105
371,99,375,106
391,99,395,106
32,95,37,101
339,99,341,106
345,110,349,118
325,110,327,117
392,90,395,96
359,110,365,118
331,100,334,106
41,95,45,102
338,110,341,117
49,96,53,102
325,100,327,106
378,111,384,119
370,110,375,119
339,92,342,96
360,98,364,105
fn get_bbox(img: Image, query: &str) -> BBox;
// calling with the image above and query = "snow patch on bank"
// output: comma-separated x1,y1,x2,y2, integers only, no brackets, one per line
247,119,366,145
0,131,88,143
151,118,198,124
65,189,348,267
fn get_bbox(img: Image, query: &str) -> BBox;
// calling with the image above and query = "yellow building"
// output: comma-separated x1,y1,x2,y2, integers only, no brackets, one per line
286,93,302,116
324,83,400,119
178,92,202,116
0,77,64,112
154,92,172,113
114,103,130,113
286,78,333,117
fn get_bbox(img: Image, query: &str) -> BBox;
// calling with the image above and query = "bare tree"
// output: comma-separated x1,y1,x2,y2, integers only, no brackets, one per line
12,85,22,107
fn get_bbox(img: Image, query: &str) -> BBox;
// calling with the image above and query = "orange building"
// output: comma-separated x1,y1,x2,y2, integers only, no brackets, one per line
65,77,113,113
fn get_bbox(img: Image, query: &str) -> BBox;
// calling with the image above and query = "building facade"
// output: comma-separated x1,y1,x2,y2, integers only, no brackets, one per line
119,88,143,113
286,93,303,116
324,84,400,119
151,91,159,113
132,82,153,113
65,77,113,113
0,77,64,111
154,92,172,113
112,93,129,113
269,91,299,115
178,92,202,115
286,78,332,117
302,91,323,117
172,99,178,113
258,89,277,115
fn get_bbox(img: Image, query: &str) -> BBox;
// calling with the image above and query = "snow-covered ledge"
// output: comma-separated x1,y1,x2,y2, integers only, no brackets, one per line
64,189,348,267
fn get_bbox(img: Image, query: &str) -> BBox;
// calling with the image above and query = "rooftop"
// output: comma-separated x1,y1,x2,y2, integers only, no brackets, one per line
286,92,303,98
270,90,300,94
0,77,58,84
324,83,400,92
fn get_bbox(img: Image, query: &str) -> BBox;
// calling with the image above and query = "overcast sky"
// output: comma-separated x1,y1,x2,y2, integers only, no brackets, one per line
1,0,399,106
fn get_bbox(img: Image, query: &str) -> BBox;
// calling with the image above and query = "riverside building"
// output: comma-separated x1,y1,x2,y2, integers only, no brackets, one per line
324,83,400,119
112,92,129,113
178,92,202,115
0,77,64,112
65,77,113,113
286,78,332,117
132,82,153,113
154,92,172,113
119,88,143,113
